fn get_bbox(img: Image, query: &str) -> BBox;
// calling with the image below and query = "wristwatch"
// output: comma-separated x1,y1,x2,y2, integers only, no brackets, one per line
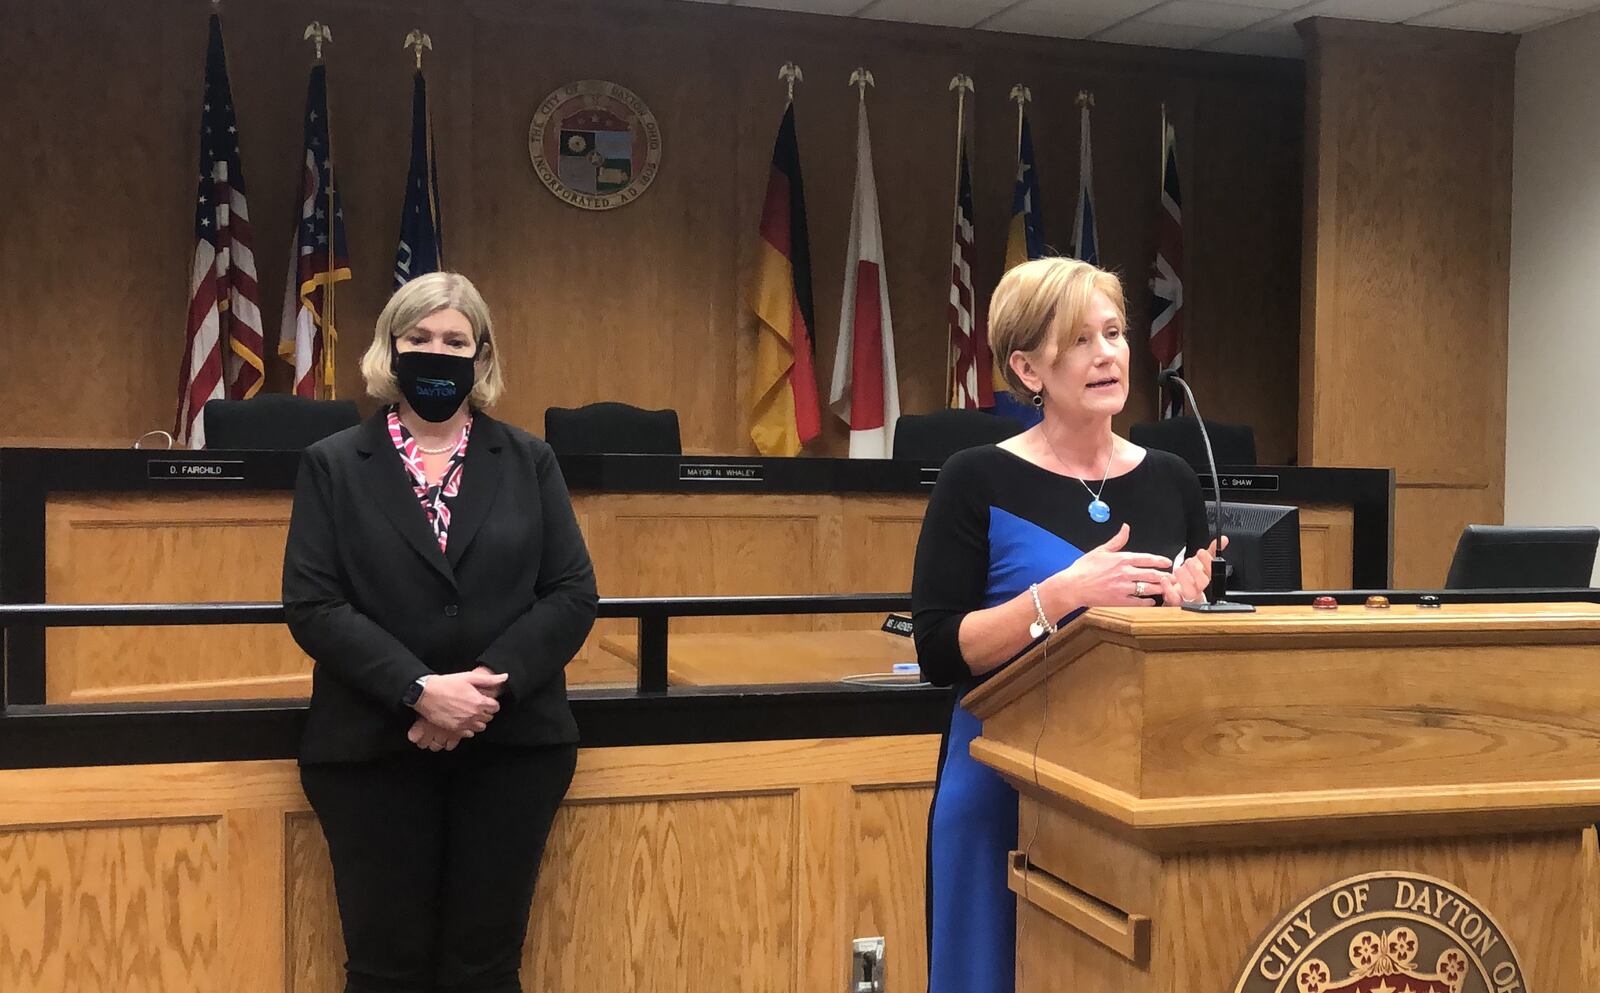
401,674,432,709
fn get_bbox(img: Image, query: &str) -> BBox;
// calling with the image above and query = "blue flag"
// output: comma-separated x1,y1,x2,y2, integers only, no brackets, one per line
395,69,443,288
994,112,1046,427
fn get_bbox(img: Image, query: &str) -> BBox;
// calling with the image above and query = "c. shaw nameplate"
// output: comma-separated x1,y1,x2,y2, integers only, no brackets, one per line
1232,871,1526,993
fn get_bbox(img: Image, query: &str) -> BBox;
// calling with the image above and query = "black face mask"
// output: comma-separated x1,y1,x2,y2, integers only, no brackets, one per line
395,348,477,422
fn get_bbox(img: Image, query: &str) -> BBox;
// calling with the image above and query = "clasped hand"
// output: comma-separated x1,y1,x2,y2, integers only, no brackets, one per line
407,667,507,752
1056,522,1229,607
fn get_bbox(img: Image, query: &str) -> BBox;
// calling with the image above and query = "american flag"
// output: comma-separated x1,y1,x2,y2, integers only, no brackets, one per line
175,14,264,448
947,129,992,409
1150,116,1185,419
279,63,351,398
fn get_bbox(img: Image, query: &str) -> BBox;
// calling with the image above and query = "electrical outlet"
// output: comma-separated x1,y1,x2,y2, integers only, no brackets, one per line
852,936,885,992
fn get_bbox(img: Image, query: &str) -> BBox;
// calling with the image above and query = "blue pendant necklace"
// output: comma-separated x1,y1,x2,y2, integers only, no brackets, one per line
1045,432,1115,523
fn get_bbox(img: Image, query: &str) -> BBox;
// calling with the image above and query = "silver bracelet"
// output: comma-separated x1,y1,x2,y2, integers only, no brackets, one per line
1028,583,1056,639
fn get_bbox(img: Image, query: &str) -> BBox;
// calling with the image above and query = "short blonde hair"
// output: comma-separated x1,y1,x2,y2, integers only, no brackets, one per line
988,258,1127,402
360,271,505,408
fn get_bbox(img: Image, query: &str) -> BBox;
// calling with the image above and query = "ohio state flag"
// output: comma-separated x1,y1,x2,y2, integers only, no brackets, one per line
828,96,900,459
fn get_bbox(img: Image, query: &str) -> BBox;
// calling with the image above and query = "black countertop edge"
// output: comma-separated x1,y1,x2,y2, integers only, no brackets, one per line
0,683,954,771
0,446,1390,500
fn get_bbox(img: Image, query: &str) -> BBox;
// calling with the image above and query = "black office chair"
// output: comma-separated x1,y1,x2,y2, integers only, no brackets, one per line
543,402,682,456
1444,525,1599,589
1129,416,1256,468
892,409,1025,464
202,395,361,450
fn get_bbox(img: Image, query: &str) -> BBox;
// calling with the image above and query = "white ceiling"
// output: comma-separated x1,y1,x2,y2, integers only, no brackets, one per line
681,0,1600,57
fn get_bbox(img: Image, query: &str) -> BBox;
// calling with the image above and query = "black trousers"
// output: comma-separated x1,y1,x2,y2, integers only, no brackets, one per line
300,742,577,993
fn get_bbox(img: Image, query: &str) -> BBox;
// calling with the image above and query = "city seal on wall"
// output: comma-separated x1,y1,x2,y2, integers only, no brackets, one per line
528,80,662,211
1232,871,1527,993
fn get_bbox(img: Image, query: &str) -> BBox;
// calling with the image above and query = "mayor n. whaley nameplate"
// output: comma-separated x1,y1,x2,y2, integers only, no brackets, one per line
528,79,661,210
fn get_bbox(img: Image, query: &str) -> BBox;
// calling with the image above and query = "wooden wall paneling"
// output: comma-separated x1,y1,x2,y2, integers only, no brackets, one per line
0,821,221,993
1394,485,1502,590
0,737,937,993
43,494,308,703
854,785,935,993
222,807,287,993
284,811,342,993
526,793,800,993
796,782,853,992
1296,503,1354,591
3,0,1302,457
0,0,190,447
827,495,927,633
1298,19,1515,583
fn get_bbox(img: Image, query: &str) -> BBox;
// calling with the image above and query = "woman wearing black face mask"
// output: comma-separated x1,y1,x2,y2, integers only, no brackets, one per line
282,271,597,993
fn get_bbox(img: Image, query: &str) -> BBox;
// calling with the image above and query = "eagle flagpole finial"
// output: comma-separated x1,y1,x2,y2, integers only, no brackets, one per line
778,62,803,102
849,67,875,101
404,29,433,70
303,21,332,62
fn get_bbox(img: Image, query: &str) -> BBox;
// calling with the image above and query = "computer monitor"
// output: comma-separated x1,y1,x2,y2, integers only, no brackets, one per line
1443,525,1599,589
1204,502,1302,592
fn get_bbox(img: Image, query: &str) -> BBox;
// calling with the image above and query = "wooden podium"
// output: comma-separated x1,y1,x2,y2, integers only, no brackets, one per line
962,603,1600,992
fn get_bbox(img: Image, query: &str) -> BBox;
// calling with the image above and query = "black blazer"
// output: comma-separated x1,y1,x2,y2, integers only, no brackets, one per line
283,411,598,763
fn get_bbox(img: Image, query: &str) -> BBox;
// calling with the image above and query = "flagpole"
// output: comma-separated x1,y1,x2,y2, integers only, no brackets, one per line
1158,102,1168,420
1160,101,1168,184
947,74,973,409
1009,83,1029,159
320,29,338,401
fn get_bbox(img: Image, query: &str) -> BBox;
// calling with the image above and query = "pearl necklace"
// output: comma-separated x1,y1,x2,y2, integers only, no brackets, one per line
414,435,459,455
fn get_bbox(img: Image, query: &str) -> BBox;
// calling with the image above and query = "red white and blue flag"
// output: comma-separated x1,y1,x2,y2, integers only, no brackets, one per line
279,63,352,398
175,14,265,448
948,125,992,410
1149,117,1185,419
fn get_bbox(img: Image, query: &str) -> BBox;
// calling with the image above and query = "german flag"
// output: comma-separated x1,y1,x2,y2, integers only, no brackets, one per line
749,103,821,456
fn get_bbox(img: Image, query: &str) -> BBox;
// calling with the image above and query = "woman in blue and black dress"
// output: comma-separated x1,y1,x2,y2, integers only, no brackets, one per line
912,257,1226,993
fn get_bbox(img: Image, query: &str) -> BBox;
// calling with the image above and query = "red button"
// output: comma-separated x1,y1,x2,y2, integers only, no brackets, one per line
1313,596,1338,610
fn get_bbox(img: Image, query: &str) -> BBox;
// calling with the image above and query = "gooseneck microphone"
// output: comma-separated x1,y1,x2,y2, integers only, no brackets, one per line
1155,370,1255,613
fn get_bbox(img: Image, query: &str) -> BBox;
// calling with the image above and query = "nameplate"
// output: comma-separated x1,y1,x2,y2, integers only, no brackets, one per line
1200,473,1280,492
678,463,764,482
881,614,914,637
147,459,246,482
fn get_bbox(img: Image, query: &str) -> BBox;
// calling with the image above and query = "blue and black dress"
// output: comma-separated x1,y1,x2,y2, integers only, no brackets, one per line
911,444,1207,993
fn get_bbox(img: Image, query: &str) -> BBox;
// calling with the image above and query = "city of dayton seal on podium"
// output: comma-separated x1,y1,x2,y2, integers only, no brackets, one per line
528,79,661,211
1232,872,1527,993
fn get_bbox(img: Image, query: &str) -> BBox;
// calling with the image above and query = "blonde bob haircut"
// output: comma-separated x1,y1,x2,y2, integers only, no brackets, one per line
987,257,1127,403
360,271,505,409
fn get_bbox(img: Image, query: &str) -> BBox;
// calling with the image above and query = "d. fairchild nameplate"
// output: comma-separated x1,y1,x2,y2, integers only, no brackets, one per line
528,80,661,210
1232,871,1527,993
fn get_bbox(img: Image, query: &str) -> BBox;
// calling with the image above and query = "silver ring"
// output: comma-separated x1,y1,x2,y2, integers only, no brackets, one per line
1134,581,1147,597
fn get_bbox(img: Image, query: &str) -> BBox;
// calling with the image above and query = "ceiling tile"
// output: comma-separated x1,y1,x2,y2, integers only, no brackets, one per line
1471,0,1600,9
1092,18,1230,45
1199,26,1306,54
1408,1,1572,30
861,0,1015,28
1139,0,1288,30
733,0,869,15
1272,0,1447,21
980,0,1163,37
